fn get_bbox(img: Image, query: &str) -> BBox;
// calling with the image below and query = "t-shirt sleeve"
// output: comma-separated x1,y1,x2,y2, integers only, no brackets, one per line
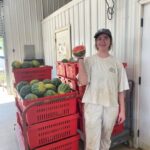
118,63,129,92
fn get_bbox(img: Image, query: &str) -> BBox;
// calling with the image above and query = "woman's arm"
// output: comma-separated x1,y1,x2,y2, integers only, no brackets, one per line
78,59,88,85
117,91,126,124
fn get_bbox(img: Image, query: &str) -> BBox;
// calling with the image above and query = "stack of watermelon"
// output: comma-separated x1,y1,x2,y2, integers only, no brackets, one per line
12,60,41,69
16,78,72,100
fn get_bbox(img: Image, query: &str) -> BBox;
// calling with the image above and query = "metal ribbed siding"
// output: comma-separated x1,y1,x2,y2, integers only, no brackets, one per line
42,0,72,18
4,0,43,60
0,1,4,36
42,0,137,79
3,0,43,90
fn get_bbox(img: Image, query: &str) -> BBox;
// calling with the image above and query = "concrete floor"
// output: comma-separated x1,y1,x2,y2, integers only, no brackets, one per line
0,86,136,150
79,140,136,150
0,87,19,150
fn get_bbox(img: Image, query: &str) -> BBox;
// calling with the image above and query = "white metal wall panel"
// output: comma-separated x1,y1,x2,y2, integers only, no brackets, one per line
55,15,59,29
65,9,69,26
4,0,43,89
74,4,80,46
114,0,127,60
84,0,91,56
0,1,4,36
79,2,85,45
61,11,66,27
69,7,75,48
91,0,98,55
42,0,137,80
97,0,106,28
124,0,136,79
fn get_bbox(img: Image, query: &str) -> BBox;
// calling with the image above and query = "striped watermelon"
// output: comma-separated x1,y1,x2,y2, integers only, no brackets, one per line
72,45,86,57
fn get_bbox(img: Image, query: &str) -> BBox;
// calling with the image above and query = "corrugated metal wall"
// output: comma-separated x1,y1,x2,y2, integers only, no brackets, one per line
0,1,4,36
3,0,43,89
42,0,137,79
42,0,72,18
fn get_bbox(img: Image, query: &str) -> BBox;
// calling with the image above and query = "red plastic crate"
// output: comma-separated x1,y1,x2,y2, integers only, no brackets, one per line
78,85,86,97
17,113,80,150
58,76,66,83
26,114,78,149
16,92,77,125
36,134,80,150
65,62,78,79
56,62,66,77
16,111,22,127
65,78,78,90
78,115,84,132
112,123,124,136
13,66,53,84
78,99,84,116
16,117,80,150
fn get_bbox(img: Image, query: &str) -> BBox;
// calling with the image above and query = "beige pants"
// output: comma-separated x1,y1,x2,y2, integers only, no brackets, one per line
84,103,119,150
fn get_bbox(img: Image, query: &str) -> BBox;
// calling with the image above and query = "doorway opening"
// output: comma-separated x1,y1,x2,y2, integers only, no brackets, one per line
0,36,7,92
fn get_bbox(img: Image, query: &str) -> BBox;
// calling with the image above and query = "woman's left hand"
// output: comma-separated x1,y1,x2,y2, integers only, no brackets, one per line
117,110,125,125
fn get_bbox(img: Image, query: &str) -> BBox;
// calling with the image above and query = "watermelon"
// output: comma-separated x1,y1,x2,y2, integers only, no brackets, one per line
51,78,62,88
21,61,32,68
44,90,56,96
57,83,71,94
61,59,68,63
16,81,29,92
24,93,38,100
30,79,39,85
31,60,40,67
20,85,31,98
44,83,56,91
69,57,76,62
43,79,52,84
31,82,46,97
12,60,22,69
72,45,86,57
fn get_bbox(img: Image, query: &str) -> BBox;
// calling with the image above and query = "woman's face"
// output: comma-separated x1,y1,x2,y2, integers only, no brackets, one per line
95,34,111,51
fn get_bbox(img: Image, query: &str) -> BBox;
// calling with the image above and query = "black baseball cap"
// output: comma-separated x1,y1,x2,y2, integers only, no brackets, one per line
94,28,112,39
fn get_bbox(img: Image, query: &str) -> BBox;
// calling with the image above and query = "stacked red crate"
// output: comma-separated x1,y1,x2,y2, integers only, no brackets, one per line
16,116,80,150
16,92,77,125
13,66,53,84
13,65,80,150
56,61,84,133
56,61,66,77
56,61,85,92
15,92,79,150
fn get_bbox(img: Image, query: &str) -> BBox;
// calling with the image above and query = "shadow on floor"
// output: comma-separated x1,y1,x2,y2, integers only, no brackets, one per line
79,140,136,150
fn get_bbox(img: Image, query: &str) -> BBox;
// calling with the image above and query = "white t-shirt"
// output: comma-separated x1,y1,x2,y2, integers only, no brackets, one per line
82,54,129,107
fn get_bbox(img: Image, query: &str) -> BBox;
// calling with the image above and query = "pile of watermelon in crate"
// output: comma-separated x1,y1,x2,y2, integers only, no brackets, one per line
56,58,127,137
12,60,80,150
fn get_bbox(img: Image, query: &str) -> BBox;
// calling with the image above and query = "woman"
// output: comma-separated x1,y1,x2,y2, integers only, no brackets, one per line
78,28,129,150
